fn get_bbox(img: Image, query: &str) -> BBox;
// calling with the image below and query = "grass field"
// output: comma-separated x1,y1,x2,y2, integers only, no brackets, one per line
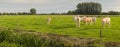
0,15,120,42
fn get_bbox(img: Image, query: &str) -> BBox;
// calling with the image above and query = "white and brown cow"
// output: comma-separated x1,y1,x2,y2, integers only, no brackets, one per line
82,16,93,25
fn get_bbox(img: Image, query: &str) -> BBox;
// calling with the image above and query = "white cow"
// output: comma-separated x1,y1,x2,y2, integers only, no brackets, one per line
73,15,81,28
92,17,97,24
102,17,111,27
47,17,51,24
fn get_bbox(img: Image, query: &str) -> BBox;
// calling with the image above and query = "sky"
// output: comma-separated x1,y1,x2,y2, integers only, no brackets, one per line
0,0,120,13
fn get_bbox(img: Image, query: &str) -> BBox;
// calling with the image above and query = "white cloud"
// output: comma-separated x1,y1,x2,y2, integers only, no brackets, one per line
1,0,50,4
16,0,50,4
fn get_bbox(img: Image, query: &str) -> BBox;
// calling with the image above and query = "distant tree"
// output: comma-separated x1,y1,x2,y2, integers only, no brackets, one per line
101,12,109,15
76,2,102,15
61,13,67,15
50,12,60,15
109,11,120,15
3,12,8,15
9,13,16,15
67,10,73,15
30,8,36,15
0,13,2,15
67,10,77,15
17,12,30,15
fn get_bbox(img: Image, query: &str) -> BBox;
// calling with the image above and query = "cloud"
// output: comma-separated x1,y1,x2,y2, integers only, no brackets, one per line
15,0,49,3
1,0,50,4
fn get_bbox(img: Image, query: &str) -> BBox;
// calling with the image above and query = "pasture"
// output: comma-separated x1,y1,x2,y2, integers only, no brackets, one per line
0,15,120,42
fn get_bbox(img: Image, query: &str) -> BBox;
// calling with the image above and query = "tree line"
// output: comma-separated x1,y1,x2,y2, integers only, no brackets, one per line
0,2,120,15
0,8,36,15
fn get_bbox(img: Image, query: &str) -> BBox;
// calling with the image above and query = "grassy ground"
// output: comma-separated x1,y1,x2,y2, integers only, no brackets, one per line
0,15,120,42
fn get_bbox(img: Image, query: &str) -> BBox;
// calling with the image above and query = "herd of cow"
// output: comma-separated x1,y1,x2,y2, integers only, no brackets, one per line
73,15,111,28
47,15,111,28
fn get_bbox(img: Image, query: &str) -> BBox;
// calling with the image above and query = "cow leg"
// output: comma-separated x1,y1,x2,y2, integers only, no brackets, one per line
78,22,80,28
107,21,111,28
93,20,96,24
76,22,78,27
76,21,80,28
84,21,87,26
90,20,93,25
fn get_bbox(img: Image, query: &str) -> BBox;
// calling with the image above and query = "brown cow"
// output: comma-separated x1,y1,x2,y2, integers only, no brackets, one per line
82,17,93,25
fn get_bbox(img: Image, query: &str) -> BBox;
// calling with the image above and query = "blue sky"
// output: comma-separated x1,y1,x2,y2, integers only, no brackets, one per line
0,0,120,13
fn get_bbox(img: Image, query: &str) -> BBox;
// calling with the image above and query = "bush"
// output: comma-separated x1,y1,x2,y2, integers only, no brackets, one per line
0,41,25,47
0,29,100,47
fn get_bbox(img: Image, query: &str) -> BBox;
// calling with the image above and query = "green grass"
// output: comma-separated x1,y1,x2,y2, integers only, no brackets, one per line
0,15,120,42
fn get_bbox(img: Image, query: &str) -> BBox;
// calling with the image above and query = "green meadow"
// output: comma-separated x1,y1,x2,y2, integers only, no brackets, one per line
0,15,120,42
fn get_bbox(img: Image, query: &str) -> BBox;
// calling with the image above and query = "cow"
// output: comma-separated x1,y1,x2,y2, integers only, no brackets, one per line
102,17,111,28
92,17,97,24
47,17,51,25
82,16,93,25
73,15,81,28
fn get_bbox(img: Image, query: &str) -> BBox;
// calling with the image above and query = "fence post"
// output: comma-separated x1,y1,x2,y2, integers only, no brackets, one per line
100,29,103,47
